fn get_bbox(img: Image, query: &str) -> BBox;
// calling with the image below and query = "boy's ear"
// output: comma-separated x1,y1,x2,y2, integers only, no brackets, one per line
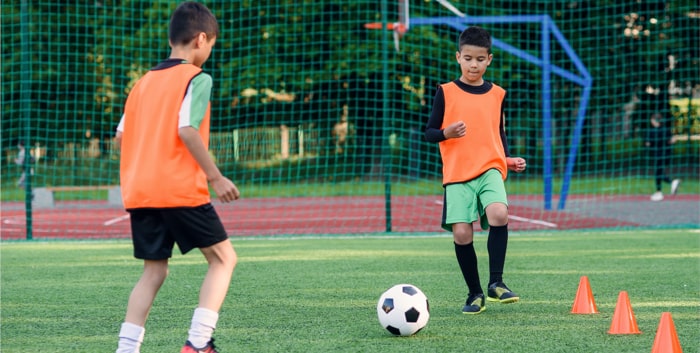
194,32,207,48
196,33,205,47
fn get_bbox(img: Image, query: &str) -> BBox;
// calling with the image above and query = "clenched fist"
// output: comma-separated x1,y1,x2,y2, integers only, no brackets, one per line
507,157,527,173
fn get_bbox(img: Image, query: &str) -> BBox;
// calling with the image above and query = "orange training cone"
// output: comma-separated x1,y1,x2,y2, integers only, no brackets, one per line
608,291,641,334
651,312,683,353
571,276,599,314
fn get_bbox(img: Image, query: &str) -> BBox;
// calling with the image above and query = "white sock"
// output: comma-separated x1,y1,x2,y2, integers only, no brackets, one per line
116,322,145,353
187,308,219,348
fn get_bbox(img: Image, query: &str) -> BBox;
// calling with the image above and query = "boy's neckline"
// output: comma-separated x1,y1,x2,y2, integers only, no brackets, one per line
453,79,492,94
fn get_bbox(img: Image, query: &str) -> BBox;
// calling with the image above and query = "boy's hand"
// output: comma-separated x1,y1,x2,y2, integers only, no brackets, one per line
209,175,240,203
443,121,466,139
507,157,527,173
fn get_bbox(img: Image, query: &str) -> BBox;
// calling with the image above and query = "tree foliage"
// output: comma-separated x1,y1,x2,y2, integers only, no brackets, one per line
1,1,697,170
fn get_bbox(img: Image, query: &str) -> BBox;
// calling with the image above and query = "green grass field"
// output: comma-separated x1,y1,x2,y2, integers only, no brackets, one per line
2,176,700,202
1,229,699,352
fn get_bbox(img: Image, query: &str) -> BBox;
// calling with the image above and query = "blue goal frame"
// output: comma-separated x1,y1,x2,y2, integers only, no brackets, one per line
410,15,593,210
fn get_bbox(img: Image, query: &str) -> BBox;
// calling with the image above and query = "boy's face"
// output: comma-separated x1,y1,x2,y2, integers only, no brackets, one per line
455,45,492,85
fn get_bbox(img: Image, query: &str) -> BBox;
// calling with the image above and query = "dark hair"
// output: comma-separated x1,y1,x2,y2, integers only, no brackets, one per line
458,26,492,53
169,2,219,46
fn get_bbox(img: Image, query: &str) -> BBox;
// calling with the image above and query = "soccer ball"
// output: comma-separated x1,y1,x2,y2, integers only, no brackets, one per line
376,284,430,336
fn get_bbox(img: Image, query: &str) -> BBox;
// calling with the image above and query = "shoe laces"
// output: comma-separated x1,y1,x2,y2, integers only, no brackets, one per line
490,281,510,290
466,293,484,306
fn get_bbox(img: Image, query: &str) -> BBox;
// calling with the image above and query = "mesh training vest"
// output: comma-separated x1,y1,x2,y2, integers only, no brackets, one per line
120,64,211,208
439,81,507,185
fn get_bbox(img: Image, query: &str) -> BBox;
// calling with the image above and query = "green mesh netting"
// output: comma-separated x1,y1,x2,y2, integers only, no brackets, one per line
2,1,698,239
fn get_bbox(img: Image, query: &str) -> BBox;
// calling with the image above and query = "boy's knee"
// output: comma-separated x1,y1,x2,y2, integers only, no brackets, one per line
143,261,169,283
204,241,237,269
486,203,509,226
225,248,238,269
490,215,508,227
452,227,473,245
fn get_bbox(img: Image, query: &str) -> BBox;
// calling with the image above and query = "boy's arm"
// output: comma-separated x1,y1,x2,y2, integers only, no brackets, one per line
502,130,527,172
115,131,122,150
504,120,526,173
500,94,526,172
425,86,447,142
499,115,512,159
177,74,239,203
115,114,125,149
179,126,240,203
425,85,467,141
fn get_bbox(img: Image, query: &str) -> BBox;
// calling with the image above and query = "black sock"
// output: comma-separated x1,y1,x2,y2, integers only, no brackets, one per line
487,224,508,286
454,242,482,295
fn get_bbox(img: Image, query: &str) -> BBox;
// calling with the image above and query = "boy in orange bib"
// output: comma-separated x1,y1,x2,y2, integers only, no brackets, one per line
425,26,527,314
115,3,239,352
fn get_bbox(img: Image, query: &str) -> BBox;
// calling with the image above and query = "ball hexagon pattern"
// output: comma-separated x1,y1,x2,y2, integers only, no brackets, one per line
376,284,430,336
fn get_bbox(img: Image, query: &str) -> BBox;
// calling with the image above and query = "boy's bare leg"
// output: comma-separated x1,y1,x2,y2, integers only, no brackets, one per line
198,239,237,310
125,259,169,325
117,259,169,353
185,240,237,348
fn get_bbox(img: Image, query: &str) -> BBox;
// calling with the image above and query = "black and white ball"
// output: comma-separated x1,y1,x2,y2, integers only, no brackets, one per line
376,284,430,336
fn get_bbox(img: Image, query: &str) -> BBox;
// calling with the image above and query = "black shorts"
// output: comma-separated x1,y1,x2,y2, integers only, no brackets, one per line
128,203,228,260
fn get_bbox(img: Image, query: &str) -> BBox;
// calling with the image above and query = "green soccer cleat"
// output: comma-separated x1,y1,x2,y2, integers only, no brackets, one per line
462,293,486,314
487,282,520,303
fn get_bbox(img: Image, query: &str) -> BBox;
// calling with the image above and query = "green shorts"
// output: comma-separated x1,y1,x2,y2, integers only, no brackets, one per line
442,169,508,232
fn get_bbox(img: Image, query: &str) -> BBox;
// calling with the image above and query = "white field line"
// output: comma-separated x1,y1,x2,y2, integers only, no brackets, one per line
433,200,557,228
508,215,558,228
102,213,375,226
2,217,24,225
104,214,130,226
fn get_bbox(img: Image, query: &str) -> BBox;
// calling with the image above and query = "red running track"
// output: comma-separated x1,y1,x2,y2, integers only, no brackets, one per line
0,195,655,240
